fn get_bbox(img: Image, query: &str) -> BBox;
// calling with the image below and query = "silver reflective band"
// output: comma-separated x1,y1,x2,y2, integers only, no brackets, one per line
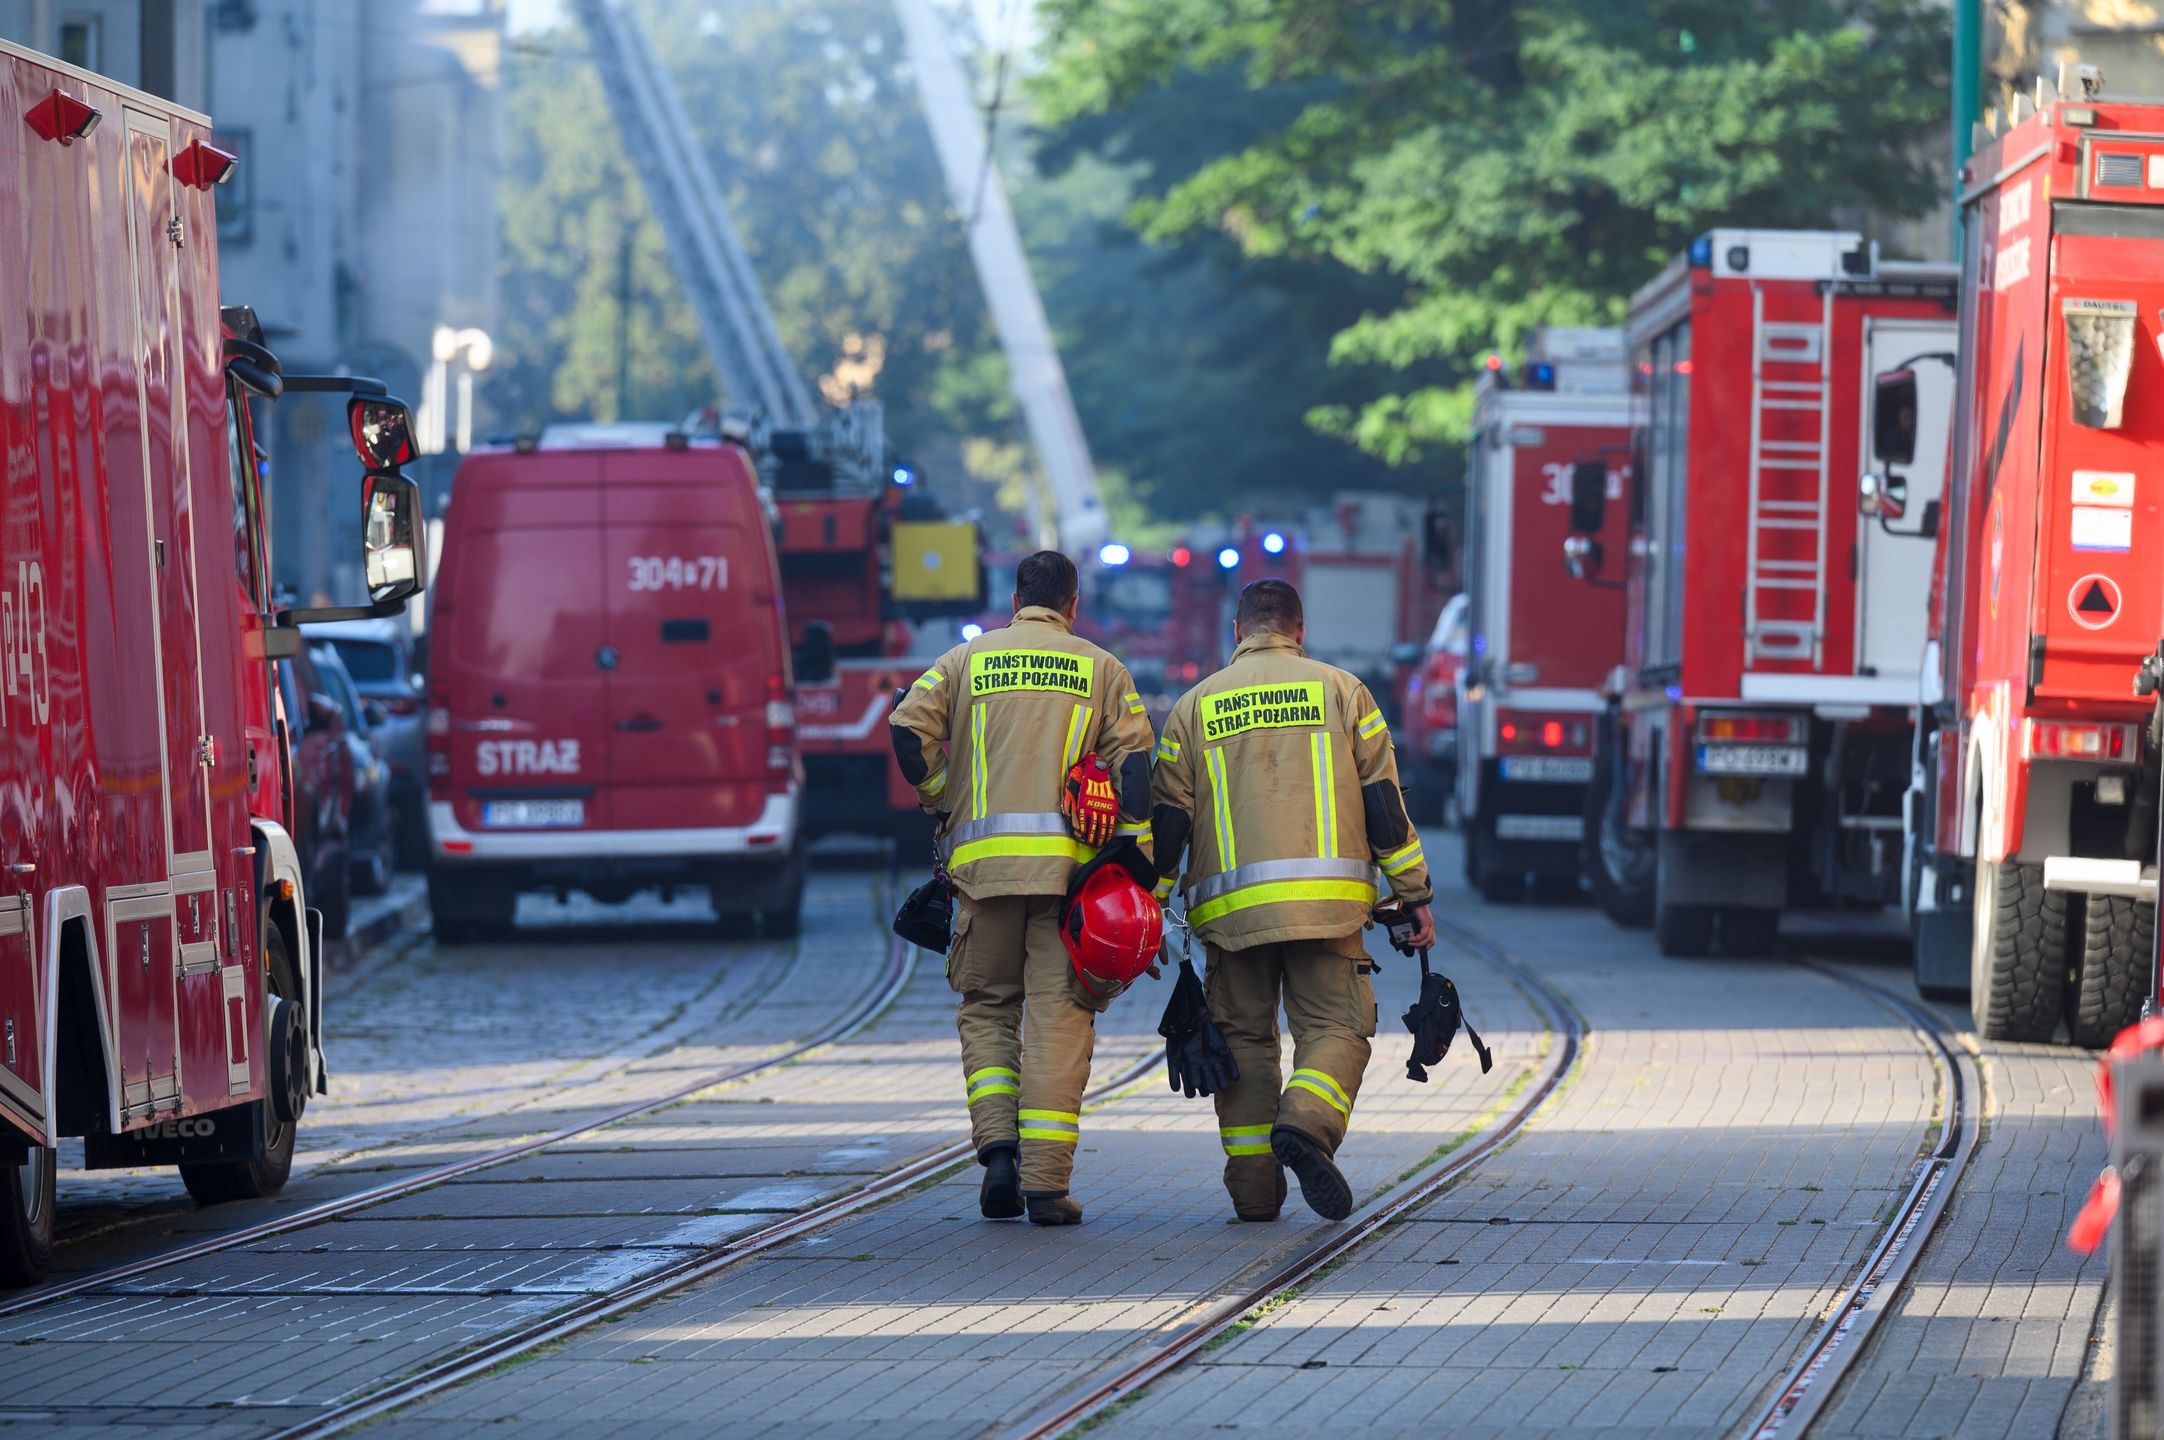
1185,856,1383,905
944,812,1073,849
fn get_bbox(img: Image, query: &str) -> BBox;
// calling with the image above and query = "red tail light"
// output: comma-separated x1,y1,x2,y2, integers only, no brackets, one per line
2026,719,2135,763
381,693,421,716
1541,721,1564,748
765,674,798,793
1500,721,1518,743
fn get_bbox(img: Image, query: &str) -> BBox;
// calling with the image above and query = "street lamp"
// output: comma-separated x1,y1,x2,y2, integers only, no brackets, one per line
426,325,494,454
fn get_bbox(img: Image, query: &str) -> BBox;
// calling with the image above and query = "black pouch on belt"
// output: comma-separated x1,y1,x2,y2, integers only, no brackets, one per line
1401,948,1492,1082
893,877,955,953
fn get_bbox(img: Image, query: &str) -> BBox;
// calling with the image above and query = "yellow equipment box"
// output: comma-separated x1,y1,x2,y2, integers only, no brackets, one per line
890,519,981,605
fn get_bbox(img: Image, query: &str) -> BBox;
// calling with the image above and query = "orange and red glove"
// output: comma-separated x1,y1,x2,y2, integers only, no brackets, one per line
1061,754,1120,848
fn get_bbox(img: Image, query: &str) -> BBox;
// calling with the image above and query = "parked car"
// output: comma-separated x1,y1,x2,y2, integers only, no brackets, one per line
311,641,397,898
276,646,356,941
1398,592,1469,825
307,616,428,865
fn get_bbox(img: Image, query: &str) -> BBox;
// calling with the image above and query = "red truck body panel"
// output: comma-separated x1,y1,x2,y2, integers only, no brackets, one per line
0,43,291,1145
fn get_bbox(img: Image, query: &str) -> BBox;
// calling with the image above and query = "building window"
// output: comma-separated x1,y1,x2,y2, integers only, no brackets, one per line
57,14,101,72
214,129,253,247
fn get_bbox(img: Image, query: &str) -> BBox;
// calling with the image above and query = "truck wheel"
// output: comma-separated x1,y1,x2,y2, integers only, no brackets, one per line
1584,716,1654,928
756,844,808,940
1969,858,2068,1042
1464,810,1520,904
429,869,515,946
181,927,299,1205
0,1144,55,1287
2068,893,2150,1049
1720,907,1780,956
1653,839,1715,957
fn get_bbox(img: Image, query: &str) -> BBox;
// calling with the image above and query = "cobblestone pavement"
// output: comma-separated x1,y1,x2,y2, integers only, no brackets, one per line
2,835,2127,1439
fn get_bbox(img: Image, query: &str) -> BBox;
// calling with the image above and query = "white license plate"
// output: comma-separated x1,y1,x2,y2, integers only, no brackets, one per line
1499,755,1593,783
1697,745,1807,777
481,799,585,829
1494,815,1581,842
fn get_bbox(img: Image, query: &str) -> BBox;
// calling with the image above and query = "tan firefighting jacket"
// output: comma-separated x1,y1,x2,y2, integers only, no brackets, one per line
890,606,1155,901
1151,630,1431,950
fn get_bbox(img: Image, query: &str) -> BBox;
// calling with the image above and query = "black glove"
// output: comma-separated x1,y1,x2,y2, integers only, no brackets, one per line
1401,949,1492,1082
1158,958,1239,1098
892,875,954,954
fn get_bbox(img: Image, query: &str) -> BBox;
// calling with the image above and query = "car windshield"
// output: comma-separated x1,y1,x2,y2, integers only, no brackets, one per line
326,637,399,684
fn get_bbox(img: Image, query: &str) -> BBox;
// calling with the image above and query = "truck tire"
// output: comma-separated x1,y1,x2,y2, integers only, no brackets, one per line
756,843,808,940
1722,906,1780,956
429,869,516,946
1584,714,1654,929
0,1144,55,1286
2068,893,2149,1049
1969,858,2069,1043
1654,897,1716,957
181,927,299,1205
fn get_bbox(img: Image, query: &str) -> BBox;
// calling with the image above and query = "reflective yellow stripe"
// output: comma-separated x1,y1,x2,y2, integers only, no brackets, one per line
1379,839,1424,875
1152,876,1175,901
1309,732,1337,859
1125,690,1146,716
1189,877,1377,926
1356,708,1387,738
914,670,943,691
1206,748,1236,870
970,703,988,819
919,764,947,799
1018,1108,1080,1143
1156,737,1181,762
949,835,1097,869
1115,820,1150,837
1220,1123,1273,1157
966,1066,1020,1103
1287,1068,1352,1116
1063,704,1089,770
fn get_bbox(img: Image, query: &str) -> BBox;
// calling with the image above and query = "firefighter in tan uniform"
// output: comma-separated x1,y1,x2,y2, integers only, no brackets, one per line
1151,579,1434,1221
890,551,1155,1226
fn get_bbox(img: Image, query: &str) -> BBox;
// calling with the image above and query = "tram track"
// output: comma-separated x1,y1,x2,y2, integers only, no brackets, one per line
1003,923,1976,1440
2,872,915,1322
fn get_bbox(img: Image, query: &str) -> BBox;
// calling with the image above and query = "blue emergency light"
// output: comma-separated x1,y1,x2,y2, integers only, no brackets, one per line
1216,546,1241,570
1262,532,1286,555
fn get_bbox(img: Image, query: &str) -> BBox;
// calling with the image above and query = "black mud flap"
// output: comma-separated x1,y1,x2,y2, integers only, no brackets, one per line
306,904,328,1092
83,1100,266,1169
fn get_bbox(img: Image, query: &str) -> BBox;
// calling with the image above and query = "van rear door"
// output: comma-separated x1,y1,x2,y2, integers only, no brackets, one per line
444,474,612,832
601,449,774,831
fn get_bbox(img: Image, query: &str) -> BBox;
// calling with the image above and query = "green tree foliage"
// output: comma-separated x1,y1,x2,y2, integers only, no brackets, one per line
1033,0,1951,465
1020,64,1415,521
494,0,1010,495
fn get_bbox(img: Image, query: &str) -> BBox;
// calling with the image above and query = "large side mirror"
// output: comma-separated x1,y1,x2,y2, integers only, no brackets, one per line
1860,472,1908,524
1568,460,1608,535
1564,533,1605,580
362,472,428,606
795,620,837,685
349,396,418,471
1871,369,1919,464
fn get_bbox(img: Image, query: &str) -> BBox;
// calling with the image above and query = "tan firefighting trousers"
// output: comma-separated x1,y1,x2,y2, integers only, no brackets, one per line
950,892,1098,1196
1205,932,1378,1215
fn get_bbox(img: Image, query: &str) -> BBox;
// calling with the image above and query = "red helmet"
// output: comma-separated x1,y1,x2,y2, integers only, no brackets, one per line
1060,848,1164,1004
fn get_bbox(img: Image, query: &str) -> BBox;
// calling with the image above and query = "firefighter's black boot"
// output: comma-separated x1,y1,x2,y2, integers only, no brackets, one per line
1272,1126,1352,1222
979,1144,1022,1220
1025,1192,1084,1226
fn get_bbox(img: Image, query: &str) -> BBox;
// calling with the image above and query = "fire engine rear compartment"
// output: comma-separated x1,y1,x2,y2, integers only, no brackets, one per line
1596,233,1958,953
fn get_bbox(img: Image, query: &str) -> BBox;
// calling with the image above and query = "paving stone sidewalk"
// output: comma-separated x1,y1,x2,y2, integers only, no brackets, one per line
359,911,1553,1438
1089,841,1947,1440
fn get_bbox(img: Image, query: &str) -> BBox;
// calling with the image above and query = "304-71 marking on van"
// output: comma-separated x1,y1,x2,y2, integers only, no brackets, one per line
626,556,728,592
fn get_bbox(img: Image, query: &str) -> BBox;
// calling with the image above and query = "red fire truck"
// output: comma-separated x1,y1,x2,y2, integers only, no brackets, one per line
1911,74,2164,1045
0,41,426,1281
770,442,981,844
1573,231,1957,955
1083,544,1230,711
1457,329,1635,901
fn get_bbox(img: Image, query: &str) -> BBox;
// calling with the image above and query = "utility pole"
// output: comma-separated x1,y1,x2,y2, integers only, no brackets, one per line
1952,0,1981,252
